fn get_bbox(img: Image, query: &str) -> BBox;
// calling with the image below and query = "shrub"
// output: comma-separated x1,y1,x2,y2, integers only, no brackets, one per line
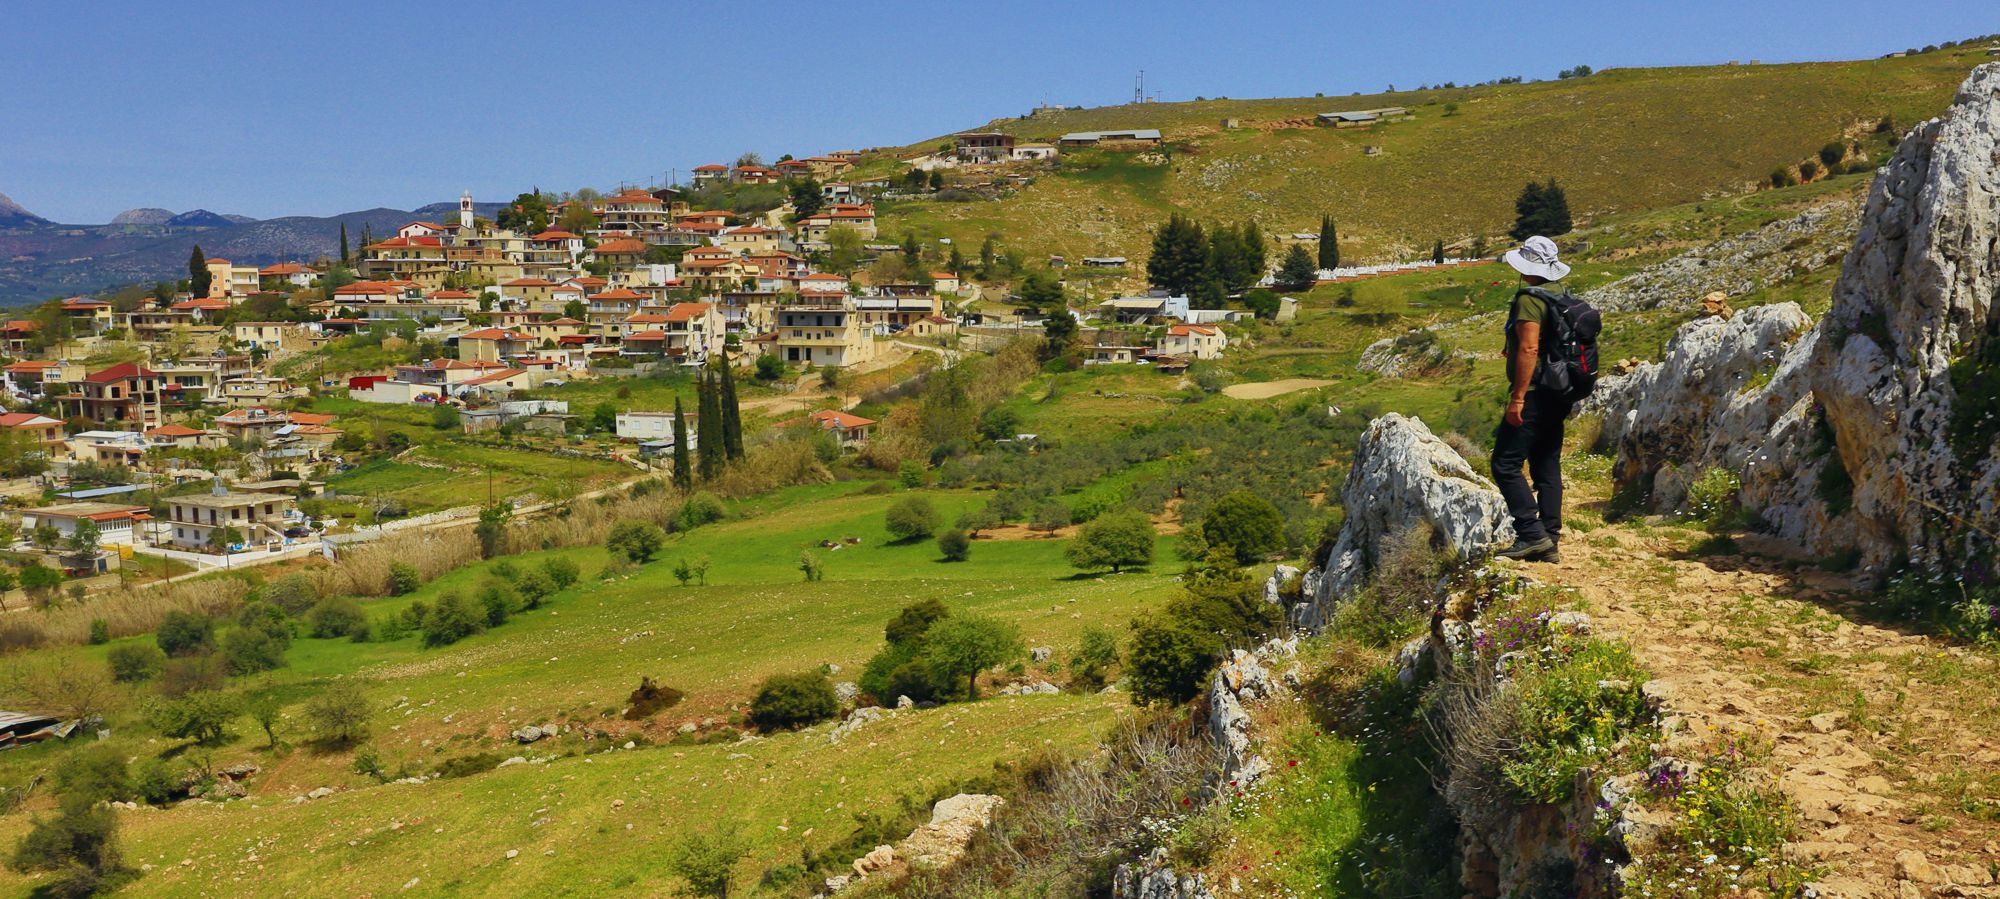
748,670,839,731
754,354,785,381
307,597,369,639
106,643,166,683
421,592,486,647
387,562,421,596
798,551,824,582
1126,613,1216,706
1066,510,1157,573
606,520,667,563
304,682,371,746
478,580,517,627
1069,626,1121,689
263,573,320,615
87,619,109,645
1503,641,1650,802
541,557,580,589
157,654,226,698
146,690,238,745
155,611,215,658
884,598,949,646
666,828,747,899
1818,141,1846,167
132,757,186,805
1798,159,1819,181
936,528,970,562
1201,492,1284,564
674,493,726,531
514,569,555,608
884,495,938,542
222,626,287,675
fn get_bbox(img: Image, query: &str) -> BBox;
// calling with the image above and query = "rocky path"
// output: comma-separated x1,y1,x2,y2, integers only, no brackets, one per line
1535,531,2000,898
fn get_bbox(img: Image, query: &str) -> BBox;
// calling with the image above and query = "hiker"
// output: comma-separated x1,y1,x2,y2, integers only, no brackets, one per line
1491,235,1599,563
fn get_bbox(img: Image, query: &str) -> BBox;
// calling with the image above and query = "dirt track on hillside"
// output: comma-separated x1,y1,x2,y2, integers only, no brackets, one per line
1527,534,2000,897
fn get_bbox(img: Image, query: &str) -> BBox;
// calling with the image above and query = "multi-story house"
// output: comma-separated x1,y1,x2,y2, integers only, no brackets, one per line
598,190,671,235
359,236,452,288
167,483,298,550
773,299,876,368
1157,324,1228,359
65,362,162,428
457,328,536,363
202,258,262,299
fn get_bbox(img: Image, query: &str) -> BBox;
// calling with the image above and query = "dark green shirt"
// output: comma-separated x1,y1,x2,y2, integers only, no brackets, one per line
1507,290,1553,391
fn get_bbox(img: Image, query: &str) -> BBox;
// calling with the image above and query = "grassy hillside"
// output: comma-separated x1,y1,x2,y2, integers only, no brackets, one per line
873,46,1988,274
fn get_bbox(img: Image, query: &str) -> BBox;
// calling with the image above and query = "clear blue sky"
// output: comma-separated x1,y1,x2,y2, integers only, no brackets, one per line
5,0,1993,223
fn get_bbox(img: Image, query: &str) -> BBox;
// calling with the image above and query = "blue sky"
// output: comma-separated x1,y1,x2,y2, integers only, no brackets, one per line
4,0,1993,222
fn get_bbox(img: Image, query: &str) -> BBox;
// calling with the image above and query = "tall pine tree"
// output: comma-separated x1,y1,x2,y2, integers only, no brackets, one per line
696,370,721,480
1238,220,1266,285
718,357,744,460
1277,244,1318,290
1539,179,1573,236
1146,214,1209,298
671,396,693,489
188,246,212,298
1317,216,1339,270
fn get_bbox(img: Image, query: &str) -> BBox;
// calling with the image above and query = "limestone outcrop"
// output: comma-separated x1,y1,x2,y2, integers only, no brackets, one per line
1589,302,1818,510
1584,194,1861,314
1297,413,1510,628
1594,63,2000,577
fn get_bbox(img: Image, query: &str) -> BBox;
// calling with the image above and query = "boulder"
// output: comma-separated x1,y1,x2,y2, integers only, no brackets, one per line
1261,564,1300,605
1029,646,1052,663
834,681,859,705
1297,413,1510,628
901,794,1004,868
852,844,895,877
1111,847,1217,899
511,725,546,744
895,695,914,710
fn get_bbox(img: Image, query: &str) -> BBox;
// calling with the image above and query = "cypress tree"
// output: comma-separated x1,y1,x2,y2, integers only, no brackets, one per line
671,396,692,490
718,357,743,460
188,245,212,297
1317,216,1339,270
1432,239,1445,264
338,223,350,265
696,370,721,480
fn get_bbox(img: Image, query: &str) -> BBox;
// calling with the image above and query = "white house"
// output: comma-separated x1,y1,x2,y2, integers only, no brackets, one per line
615,411,693,443
1157,324,1227,359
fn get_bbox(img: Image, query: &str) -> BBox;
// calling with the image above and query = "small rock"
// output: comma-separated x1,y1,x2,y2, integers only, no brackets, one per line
622,741,635,750
498,756,528,768
896,695,914,710
505,849,519,860
1029,646,1052,663
1896,849,1945,884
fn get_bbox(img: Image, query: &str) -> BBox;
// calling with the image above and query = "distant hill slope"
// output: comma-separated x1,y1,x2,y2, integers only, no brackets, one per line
0,201,505,307
872,47,1990,267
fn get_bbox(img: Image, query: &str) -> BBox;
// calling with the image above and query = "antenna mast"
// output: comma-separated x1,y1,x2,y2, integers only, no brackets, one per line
1134,70,1145,104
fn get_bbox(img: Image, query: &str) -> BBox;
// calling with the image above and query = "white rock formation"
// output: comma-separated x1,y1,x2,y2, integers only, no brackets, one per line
1298,413,1511,628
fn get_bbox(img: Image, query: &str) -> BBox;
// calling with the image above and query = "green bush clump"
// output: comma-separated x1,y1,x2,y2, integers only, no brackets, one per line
1127,561,1282,706
936,528,970,562
1502,639,1651,802
885,496,939,542
387,562,421,596
107,643,166,683
307,597,369,640
606,520,667,563
155,611,214,658
421,592,487,647
748,670,839,731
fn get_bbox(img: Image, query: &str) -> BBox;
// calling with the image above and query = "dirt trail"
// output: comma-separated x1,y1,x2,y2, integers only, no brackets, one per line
1221,378,1335,400
1531,532,2000,897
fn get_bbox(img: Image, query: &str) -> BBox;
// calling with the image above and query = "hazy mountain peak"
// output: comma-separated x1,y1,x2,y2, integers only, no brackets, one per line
111,207,177,226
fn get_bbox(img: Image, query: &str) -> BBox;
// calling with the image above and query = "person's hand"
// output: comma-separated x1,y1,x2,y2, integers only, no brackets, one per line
1504,398,1525,427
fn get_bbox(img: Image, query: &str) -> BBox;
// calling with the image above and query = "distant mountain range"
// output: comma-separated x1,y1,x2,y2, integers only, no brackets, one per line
0,194,506,308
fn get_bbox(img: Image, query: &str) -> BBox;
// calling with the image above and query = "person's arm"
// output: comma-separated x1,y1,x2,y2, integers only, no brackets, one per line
1506,320,1540,426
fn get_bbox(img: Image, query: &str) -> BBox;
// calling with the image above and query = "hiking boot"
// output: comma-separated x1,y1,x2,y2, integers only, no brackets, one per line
1493,536,1557,562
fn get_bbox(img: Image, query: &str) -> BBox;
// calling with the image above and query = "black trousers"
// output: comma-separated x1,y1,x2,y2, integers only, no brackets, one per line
1490,390,1571,543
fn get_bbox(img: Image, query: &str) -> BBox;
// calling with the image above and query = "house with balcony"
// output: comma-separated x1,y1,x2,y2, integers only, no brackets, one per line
258,262,320,289
1157,324,1227,359
65,362,162,429
167,484,298,550
61,299,114,336
954,132,1016,162
359,236,452,288
690,164,729,183
202,258,263,299
804,409,877,448
774,300,876,368
598,190,671,235
457,328,536,363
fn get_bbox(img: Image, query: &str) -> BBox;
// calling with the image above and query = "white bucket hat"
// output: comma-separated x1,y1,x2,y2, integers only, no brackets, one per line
1503,235,1571,281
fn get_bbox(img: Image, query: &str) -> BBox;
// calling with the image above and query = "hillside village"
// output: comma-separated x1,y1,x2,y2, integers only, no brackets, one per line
0,30,1997,899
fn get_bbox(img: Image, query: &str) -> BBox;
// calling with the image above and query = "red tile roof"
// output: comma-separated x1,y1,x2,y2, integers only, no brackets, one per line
259,263,311,276
590,288,647,301
810,409,877,429
692,164,727,172
1167,325,1218,336
83,362,158,383
595,238,647,255
624,330,667,341
145,424,205,438
666,302,714,323
0,412,60,428
531,230,580,241
503,278,558,287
